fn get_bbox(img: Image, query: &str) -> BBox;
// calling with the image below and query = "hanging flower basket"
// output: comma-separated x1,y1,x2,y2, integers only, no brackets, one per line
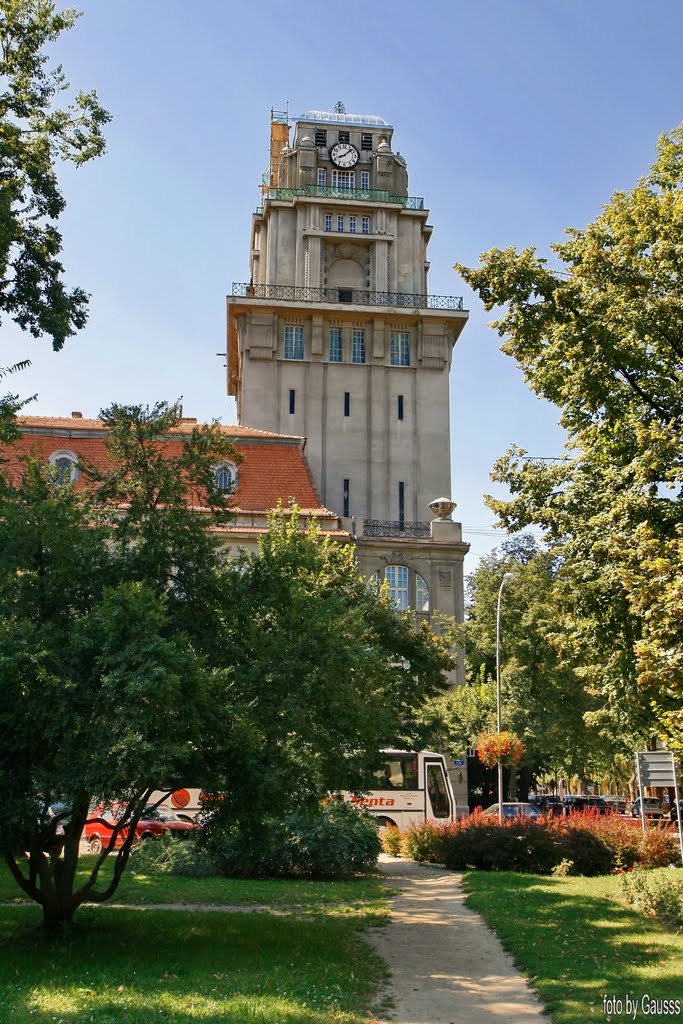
476,731,524,769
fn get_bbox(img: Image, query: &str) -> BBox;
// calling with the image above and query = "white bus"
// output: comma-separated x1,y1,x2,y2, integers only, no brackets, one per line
149,750,457,831
348,750,456,830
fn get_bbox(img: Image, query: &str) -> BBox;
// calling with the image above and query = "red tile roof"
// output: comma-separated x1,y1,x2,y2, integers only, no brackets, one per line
5,417,335,519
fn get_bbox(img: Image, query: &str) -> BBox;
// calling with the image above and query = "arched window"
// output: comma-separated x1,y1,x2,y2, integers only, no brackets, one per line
213,462,237,493
370,565,430,625
48,450,79,486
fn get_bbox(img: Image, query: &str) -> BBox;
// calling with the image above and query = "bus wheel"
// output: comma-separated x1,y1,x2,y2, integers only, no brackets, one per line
375,816,397,832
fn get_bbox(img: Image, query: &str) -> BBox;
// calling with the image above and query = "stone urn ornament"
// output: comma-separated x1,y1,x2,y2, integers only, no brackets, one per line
429,497,457,520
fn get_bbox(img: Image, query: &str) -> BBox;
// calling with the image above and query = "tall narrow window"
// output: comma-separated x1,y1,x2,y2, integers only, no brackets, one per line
362,216,370,234
344,392,350,417
386,565,409,610
349,216,356,233
360,170,370,190
284,325,304,359
317,168,327,187
343,479,350,517
397,395,404,421
337,215,344,232
352,329,365,364
338,130,350,143
324,214,332,231
390,331,410,366
314,129,327,146
361,133,373,151
398,481,405,528
289,389,295,414
329,328,342,362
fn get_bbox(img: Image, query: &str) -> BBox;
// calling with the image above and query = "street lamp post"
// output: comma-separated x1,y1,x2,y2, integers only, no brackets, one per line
496,572,515,825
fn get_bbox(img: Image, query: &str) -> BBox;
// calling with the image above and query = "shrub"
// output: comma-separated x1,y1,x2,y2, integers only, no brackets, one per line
400,811,680,876
380,826,402,857
619,867,683,929
130,834,218,878
202,800,381,880
401,821,453,864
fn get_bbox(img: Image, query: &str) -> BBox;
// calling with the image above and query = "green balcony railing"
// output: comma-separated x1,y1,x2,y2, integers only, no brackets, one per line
262,185,425,210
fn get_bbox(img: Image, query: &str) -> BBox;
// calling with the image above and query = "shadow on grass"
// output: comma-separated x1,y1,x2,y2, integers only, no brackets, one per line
0,905,383,1024
462,872,683,1022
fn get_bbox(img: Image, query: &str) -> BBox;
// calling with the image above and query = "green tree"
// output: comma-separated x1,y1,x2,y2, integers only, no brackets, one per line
200,504,456,840
455,124,683,751
0,0,110,350
426,538,614,798
1,406,455,930
0,404,241,931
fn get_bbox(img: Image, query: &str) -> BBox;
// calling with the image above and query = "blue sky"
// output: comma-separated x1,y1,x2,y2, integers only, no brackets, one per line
4,0,683,568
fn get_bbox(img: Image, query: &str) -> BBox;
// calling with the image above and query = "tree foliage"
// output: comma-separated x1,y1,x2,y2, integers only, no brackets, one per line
455,124,683,751
1,405,454,930
0,0,110,349
426,538,612,794
197,503,455,841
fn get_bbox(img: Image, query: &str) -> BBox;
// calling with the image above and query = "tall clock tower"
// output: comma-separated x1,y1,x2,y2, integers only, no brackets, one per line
226,106,470,804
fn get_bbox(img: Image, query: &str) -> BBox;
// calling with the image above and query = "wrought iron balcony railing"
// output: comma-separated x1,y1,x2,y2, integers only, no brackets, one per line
363,519,431,539
261,184,425,210
231,283,464,311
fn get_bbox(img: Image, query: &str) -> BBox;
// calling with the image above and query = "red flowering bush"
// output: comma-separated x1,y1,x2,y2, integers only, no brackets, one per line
476,731,524,768
399,810,681,876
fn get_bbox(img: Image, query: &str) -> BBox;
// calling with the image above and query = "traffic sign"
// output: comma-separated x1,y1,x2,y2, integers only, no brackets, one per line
636,750,680,787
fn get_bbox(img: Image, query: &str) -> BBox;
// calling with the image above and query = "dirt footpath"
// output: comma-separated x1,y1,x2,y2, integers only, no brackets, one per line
371,855,550,1024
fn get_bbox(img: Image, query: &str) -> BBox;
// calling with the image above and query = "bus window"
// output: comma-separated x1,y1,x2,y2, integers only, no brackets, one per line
426,762,451,818
374,754,419,790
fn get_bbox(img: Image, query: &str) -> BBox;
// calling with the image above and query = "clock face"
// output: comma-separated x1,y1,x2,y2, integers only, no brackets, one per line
330,143,359,168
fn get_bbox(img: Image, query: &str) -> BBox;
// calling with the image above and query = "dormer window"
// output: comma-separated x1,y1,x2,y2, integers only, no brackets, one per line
48,450,79,485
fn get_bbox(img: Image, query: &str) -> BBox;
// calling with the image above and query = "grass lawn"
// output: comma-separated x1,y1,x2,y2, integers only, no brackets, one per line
0,857,386,915
0,860,389,1023
463,871,683,1024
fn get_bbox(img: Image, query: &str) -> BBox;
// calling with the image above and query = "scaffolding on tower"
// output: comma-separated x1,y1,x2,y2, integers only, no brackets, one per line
263,104,290,191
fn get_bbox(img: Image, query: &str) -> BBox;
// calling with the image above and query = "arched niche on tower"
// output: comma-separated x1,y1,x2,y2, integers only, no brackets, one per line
326,257,366,290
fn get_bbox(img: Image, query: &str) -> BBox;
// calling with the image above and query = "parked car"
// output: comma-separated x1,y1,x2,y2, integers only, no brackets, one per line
562,795,609,815
83,803,167,854
630,797,664,820
669,800,683,824
482,802,541,820
530,794,564,815
600,795,627,814
141,805,200,838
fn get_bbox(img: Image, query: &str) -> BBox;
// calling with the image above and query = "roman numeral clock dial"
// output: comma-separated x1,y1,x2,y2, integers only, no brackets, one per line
330,142,359,168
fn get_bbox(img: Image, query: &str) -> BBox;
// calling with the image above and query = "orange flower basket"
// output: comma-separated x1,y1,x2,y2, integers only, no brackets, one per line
476,731,524,769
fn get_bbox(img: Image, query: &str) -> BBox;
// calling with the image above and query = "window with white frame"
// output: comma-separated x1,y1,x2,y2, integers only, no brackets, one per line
284,325,304,359
360,170,370,190
390,331,410,366
324,213,332,231
317,168,327,187
352,329,365,364
332,170,355,189
329,328,342,362
370,565,430,624
213,461,237,493
361,216,370,234
349,216,356,233
337,215,344,232
48,450,79,485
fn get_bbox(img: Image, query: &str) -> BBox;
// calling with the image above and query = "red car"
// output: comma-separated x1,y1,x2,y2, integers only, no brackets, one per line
141,805,200,838
83,803,167,854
